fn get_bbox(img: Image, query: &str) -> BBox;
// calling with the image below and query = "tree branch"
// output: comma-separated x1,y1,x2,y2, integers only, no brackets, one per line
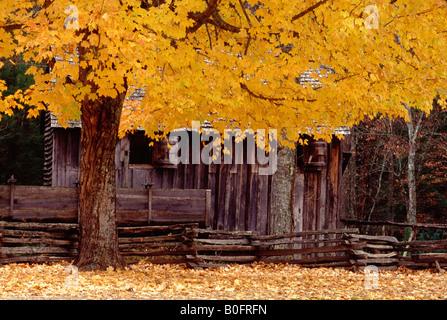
189,0,219,21
186,0,242,34
210,9,241,33
0,23,23,32
240,82,316,103
187,0,220,33
0,0,55,31
291,0,329,22
239,0,253,27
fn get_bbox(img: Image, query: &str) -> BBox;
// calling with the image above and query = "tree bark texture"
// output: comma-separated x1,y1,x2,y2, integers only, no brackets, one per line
270,145,296,235
74,96,126,271
405,106,424,226
407,140,417,224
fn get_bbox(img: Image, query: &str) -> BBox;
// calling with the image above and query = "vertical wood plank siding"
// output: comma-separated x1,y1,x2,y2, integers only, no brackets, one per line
46,129,346,235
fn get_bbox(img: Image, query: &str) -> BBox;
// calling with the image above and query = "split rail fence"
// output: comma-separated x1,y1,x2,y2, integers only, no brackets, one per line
0,221,79,264
2,221,447,270
343,219,447,270
0,222,358,267
1,185,447,269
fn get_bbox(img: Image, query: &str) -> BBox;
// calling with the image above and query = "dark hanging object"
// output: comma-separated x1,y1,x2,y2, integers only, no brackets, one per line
152,137,178,168
305,141,327,170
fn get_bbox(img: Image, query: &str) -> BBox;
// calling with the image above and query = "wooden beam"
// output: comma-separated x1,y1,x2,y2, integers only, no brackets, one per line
0,221,78,230
256,244,350,256
412,253,447,263
251,228,359,240
205,189,211,227
342,219,447,230
147,187,152,224
9,182,15,218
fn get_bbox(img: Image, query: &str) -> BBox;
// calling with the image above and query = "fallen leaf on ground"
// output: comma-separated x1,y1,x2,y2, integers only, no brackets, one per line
0,261,446,300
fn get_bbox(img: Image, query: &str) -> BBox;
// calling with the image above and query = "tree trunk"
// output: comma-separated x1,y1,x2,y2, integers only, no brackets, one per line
270,145,295,235
387,119,395,223
405,106,424,226
404,106,424,240
74,96,126,271
407,139,417,225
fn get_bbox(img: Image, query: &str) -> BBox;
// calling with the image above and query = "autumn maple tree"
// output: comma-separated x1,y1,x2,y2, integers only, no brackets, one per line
1,0,446,270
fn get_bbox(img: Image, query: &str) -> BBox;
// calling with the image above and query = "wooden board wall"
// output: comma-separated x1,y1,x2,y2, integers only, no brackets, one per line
51,128,81,187
292,139,343,234
46,129,346,235
0,186,210,226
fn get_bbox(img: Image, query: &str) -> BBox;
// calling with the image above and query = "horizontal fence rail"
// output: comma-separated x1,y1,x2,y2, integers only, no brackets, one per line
0,221,79,264
342,219,447,230
118,223,198,265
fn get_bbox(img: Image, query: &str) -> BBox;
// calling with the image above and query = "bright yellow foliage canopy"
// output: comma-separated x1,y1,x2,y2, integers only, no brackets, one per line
0,0,446,144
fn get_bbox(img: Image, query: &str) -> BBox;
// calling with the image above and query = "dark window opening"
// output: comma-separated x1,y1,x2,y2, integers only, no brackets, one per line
129,132,153,165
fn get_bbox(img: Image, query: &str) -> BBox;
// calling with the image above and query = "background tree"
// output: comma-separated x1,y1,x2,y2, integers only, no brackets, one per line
405,105,424,226
342,99,447,239
1,0,446,269
0,57,44,185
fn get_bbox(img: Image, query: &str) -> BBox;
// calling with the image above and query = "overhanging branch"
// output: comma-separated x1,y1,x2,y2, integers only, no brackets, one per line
0,0,55,32
187,0,241,34
291,0,329,22
240,83,317,103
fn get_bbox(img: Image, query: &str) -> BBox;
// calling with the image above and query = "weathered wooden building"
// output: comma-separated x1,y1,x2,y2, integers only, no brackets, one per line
43,111,351,235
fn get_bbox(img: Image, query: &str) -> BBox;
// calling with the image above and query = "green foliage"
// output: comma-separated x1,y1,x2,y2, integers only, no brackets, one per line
418,228,445,241
0,60,34,97
0,59,43,185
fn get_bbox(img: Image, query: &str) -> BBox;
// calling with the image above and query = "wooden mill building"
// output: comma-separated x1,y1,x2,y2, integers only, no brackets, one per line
43,109,351,235
41,67,350,234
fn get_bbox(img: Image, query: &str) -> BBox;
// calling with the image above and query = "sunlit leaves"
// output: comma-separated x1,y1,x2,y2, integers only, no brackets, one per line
0,0,446,143
0,262,447,299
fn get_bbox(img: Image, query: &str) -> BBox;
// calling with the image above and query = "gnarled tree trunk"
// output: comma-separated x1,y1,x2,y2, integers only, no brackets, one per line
74,96,126,271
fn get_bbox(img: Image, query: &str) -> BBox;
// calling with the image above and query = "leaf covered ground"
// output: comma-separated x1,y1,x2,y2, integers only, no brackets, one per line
0,261,446,300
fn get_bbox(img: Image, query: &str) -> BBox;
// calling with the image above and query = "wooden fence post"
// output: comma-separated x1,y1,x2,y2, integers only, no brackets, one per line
76,181,80,223
0,221,3,265
7,175,16,219
145,183,154,225
205,189,211,228
207,163,216,230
